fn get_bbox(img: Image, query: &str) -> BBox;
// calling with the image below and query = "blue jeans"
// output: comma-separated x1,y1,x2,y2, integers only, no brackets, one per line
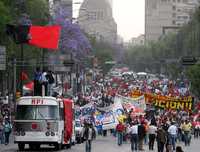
184,131,190,146
117,132,123,146
169,134,176,150
85,140,91,152
0,130,4,144
131,134,138,151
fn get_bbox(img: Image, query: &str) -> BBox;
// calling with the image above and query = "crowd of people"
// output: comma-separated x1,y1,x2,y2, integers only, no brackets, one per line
74,68,200,152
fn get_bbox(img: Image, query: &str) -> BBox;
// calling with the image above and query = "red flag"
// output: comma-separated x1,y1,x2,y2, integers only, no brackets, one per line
21,71,28,81
28,25,61,49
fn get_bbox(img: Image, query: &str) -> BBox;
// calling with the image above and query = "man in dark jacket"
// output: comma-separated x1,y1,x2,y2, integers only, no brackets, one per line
138,121,146,150
157,126,167,152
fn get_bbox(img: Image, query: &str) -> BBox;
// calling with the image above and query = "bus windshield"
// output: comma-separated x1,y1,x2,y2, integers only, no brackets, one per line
16,105,59,120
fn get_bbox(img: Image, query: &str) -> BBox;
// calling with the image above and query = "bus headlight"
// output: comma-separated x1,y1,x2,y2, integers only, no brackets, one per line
15,131,20,136
45,131,50,136
51,132,55,136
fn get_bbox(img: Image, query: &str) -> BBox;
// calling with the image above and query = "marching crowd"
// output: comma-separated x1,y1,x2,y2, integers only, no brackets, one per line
76,70,200,152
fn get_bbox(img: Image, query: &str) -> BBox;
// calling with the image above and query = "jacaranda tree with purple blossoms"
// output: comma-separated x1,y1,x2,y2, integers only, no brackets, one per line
53,5,91,58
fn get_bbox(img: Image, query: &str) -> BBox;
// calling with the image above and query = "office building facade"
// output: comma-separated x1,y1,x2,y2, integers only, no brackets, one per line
145,0,200,42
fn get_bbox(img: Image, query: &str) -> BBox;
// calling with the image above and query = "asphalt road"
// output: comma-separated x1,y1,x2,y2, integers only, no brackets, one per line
1,135,200,152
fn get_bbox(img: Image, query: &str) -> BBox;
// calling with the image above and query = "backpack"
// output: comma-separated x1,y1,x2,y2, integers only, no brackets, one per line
4,123,11,133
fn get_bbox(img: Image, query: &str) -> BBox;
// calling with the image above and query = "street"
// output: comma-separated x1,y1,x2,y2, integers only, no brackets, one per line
1,135,200,152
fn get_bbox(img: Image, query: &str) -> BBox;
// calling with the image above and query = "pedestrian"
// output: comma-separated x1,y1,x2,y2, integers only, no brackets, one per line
176,146,184,152
157,126,167,152
41,70,48,96
116,121,125,146
181,120,192,146
168,121,178,150
0,120,4,144
138,121,146,151
82,123,96,152
46,70,55,96
3,120,12,145
148,123,157,150
33,67,42,96
129,121,138,151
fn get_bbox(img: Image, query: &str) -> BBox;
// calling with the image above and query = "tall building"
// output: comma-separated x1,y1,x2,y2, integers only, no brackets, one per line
51,0,72,17
130,34,145,46
78,0,117,43
145,0,200,42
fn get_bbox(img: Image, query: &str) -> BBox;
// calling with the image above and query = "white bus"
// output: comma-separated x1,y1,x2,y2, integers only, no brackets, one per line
14,96,75,151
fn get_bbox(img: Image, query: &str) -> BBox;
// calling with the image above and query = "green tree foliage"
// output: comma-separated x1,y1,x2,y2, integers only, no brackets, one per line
186,64,200,98
0,0,50,92
124,7,200,96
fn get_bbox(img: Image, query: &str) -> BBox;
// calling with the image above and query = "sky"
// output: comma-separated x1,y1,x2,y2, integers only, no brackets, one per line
73,0,145,42
113,0,145,41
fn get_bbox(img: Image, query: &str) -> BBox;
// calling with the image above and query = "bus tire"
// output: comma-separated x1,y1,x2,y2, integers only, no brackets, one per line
55,143,62,150
18,143,25,151
66,139,72,149
29,143,40,150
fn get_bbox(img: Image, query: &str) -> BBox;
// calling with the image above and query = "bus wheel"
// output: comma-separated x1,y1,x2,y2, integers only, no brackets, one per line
55,143,62,150
29,143,40,150
18,143,25,151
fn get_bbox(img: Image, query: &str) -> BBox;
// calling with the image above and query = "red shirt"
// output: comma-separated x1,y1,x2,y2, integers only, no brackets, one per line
116,124,125,132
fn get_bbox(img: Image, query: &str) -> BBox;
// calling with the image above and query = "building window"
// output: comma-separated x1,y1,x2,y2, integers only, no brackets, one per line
177,0,181,2
172,13,176,17
172,5,176,10
172,20,176,24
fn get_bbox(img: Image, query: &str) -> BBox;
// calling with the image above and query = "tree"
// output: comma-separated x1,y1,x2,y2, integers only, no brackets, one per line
52,4,91,58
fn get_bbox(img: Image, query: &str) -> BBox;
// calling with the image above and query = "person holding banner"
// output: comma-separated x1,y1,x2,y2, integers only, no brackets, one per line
116,121,125,146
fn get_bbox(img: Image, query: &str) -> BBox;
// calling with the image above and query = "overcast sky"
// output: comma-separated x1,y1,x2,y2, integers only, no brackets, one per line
73,0,145,42
113,0,145,41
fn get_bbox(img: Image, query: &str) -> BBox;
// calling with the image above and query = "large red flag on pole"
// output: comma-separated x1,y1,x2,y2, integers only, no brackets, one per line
28,25,61,49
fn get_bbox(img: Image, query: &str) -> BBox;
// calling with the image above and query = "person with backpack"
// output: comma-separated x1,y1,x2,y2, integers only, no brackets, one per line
3,120,12,145
82,122,96,152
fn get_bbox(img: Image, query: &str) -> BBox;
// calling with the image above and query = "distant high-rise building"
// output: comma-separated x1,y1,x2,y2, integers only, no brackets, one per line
78,0,117,43
145,0,200,42
130,34,145,46
51,0,72,17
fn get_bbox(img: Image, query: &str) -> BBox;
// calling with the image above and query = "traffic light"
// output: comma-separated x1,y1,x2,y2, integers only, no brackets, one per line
181,56,197,66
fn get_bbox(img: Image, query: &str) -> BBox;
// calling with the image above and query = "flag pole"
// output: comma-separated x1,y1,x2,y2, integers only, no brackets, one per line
20,44,24,96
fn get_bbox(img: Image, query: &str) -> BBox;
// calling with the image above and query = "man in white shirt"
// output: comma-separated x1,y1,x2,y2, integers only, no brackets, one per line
168,122,178,151
148,124,157,150
129,122,138,151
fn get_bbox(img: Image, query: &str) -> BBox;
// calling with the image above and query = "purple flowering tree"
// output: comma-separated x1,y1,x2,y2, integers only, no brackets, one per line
52,5,91,58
